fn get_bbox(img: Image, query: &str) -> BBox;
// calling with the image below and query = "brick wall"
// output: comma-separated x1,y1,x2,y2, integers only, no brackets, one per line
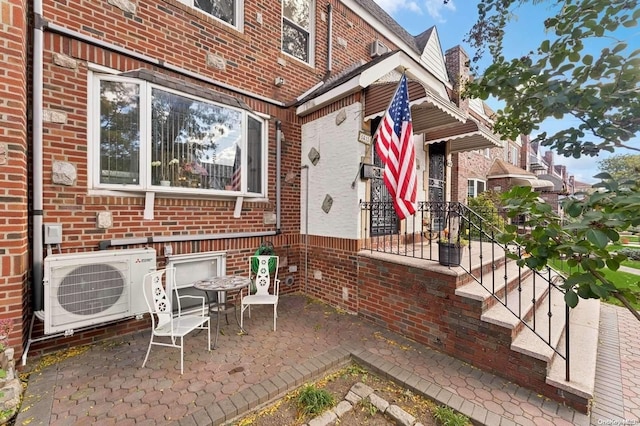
42,0,400,101
444,45,469,114
356,254,589,412
451,148,501,203
15,0,409,360
0,0,29,356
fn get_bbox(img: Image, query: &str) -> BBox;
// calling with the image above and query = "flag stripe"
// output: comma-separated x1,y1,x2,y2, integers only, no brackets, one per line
230,145,241,190
373,74,417,220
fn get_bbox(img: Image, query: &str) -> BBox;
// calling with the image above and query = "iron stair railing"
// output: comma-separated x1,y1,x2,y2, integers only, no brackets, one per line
360,200,571,381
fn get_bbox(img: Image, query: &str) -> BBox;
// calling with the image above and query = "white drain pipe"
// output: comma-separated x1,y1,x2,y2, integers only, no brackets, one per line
32,0,45,311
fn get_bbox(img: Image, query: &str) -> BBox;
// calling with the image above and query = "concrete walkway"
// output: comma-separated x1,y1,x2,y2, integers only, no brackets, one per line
14,294,640,425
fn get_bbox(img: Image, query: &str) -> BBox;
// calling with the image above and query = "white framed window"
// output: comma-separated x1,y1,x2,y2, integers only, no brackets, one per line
467,179,486,198
179,0,244,30
282,0,314,64
91,73,266,196
511,146,519,166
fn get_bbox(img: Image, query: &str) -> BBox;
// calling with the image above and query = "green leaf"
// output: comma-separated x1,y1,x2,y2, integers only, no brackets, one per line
540,40,550,53
565,291,579,308
585,229,609,249
606,259,620,271
589,282,609,299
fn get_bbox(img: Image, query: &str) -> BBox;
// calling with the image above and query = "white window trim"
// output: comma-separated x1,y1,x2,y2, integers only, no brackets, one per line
281,0,315,66
177,0,244,32
88,70,267,198
467,178,486,198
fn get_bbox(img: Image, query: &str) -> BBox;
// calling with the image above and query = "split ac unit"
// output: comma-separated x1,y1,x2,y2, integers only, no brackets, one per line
43,248,156,335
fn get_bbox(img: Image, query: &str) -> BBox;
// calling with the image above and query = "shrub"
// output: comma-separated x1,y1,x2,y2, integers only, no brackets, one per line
296,385,335,417
619,248,640,261
465,190,506,240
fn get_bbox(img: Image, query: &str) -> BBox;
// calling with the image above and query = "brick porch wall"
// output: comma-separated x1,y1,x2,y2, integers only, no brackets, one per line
355,254,589,412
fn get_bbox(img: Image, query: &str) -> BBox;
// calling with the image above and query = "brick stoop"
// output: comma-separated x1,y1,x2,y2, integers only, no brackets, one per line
455,257,599,413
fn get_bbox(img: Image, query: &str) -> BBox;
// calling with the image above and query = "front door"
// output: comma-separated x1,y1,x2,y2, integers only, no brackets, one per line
428,142,446,231
370,117,399,236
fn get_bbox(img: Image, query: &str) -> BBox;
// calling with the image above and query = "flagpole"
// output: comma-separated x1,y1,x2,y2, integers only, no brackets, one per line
350,70,409,189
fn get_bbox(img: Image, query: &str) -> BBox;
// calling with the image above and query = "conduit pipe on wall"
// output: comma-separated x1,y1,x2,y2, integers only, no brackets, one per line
327,4,333,75
301,165,309,293
32,0,45,311
98,230,278,250
45,23,286,108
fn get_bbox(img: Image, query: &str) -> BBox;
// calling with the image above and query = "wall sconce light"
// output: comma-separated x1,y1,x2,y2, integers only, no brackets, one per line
274,76,285,87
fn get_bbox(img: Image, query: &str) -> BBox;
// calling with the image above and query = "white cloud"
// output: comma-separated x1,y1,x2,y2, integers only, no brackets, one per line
374,0,422,16
424,0,456,23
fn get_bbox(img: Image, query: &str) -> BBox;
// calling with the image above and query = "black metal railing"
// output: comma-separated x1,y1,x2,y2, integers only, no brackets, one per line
359,200,571,381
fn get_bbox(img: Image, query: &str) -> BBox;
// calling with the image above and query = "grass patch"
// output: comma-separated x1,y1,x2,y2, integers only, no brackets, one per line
432,405,471,426
296,385,335,417
549,259,640,310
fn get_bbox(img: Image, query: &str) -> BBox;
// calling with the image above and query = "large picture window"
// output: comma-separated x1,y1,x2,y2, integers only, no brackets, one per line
282,0,314,63
179,0,243,29
94,74,265,196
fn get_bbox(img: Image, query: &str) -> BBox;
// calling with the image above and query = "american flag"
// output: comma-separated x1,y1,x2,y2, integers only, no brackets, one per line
374,74,417,219
229,145,241,191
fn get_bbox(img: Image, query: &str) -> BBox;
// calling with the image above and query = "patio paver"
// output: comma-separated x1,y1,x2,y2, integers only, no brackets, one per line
14,294,638,425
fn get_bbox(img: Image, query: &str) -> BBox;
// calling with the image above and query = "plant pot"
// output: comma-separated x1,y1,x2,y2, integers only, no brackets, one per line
160,180,171,187
438,242,462,266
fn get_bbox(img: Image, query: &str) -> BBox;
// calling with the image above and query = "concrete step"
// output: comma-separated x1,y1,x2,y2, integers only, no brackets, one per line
546,297,600,401
455,259,530,311
478,272,548,334
510,284,566,362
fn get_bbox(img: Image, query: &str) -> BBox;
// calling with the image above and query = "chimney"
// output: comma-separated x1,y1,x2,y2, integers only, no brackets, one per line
520,134,530,171
543,151,554,174
557,165,566,178
444,45,470,113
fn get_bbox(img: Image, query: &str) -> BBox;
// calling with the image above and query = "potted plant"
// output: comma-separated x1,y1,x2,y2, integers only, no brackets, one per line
250,242,277,294
437,229,468,266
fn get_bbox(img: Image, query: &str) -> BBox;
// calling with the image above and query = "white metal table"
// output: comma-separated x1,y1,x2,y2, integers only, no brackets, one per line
193,275,251,349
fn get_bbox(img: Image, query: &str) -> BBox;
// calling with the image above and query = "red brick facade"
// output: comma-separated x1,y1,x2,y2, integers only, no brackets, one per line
0,0,29,355
13,0,410,360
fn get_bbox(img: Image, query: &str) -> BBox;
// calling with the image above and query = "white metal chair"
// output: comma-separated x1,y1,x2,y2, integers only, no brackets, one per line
141,268,210,374
240,255,280,331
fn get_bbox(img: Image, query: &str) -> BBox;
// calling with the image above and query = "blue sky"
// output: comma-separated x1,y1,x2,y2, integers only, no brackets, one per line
372,0,638,183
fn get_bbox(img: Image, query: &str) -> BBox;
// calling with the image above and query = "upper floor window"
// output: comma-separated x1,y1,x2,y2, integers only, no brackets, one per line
179,0,243,29
511,146,519,166
92,73,266,196
467,179,486,199
282,0,314,63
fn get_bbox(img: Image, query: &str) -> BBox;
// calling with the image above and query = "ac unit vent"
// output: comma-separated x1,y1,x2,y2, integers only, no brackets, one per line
44,248,156,334
57,263,125,316
370,40,389,57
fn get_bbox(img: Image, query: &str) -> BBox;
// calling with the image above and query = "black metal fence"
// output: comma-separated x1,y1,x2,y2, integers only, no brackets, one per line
359,200,571,381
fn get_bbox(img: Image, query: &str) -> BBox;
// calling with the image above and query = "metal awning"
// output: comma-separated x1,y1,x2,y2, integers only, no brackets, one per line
423,119,502,153
512,177,555,188
363,78,466,133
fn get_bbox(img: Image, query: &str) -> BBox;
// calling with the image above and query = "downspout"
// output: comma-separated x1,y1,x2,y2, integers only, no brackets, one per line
32,0,45,311
276,121,282,232
326,4,333,76
301,165,309,293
